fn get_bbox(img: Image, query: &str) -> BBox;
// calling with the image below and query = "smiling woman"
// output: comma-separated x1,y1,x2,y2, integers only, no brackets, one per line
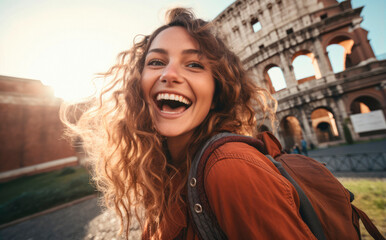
61,8,283,240
141,26,215,159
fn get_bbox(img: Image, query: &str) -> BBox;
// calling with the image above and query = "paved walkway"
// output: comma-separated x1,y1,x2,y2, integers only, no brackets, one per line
1,140,385,240
308,139,386,156
0,197,141,240
307,139,386,172
0,198,102,240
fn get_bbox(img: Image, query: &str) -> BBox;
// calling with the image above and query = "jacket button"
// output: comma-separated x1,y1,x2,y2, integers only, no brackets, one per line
194,204,203,213
190,178,197,187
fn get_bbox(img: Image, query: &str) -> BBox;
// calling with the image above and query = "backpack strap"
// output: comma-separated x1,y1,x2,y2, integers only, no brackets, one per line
352,205,385,240
187,132,326,240
188,132,240,240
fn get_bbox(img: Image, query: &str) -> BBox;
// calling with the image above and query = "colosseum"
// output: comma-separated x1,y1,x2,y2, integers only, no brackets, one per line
213,0,386,150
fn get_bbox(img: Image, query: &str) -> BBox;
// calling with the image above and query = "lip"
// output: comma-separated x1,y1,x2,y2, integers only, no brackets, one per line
152,90,192,103
151,90,193,119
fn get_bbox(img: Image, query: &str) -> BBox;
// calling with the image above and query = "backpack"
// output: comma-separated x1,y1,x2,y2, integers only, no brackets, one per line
187,132,385,240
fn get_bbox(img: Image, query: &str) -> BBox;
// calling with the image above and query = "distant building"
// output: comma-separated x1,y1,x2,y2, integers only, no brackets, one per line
0,75,77,181
214,0,386,149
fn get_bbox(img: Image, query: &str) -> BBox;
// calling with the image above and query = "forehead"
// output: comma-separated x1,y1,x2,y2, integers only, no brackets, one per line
148,26,200,51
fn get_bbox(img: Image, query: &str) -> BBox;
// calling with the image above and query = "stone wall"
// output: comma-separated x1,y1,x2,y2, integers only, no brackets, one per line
0,75,76,180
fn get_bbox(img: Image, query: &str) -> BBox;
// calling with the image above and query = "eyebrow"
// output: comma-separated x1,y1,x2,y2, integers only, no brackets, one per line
147,48,202,56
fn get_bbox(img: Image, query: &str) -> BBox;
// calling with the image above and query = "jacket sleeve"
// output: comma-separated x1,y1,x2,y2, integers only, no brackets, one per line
204,143,317,240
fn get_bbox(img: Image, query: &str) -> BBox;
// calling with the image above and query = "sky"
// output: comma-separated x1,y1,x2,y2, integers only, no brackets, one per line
0,0,384,100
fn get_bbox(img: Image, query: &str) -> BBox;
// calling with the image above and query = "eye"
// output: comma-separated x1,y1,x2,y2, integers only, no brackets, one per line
147,59,165,66
187,62,204,69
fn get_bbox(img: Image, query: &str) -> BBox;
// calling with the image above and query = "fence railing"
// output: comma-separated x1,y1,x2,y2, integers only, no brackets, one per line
311,152,386,172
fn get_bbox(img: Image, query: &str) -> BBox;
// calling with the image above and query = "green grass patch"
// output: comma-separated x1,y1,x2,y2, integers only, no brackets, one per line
339,178,386,239
0,166,97,225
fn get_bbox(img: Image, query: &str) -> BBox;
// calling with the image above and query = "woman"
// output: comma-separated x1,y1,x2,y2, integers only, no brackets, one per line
62,8,316,240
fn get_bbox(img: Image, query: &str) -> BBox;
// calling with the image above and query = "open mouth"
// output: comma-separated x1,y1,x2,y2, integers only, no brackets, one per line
154,93,192,114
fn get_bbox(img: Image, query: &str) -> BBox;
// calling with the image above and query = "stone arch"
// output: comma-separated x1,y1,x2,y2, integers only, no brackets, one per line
350,95,382,114
291,50,322,84
306,99,341,121
279,115,304,151
323,32,354,48
311,107,340,143
326,35,355,72
276,108,303,126
263,64,287,93
322,30,374,67
344,89,385,115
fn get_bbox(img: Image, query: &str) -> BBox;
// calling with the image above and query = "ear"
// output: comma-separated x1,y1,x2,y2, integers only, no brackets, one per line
211,102,215,110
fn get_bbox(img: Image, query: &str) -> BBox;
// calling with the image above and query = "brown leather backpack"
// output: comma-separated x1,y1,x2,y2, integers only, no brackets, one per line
187,132,385,240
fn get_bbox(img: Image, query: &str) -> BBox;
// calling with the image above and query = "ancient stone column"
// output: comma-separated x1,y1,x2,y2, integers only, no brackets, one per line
280,51,297,88
313,38,333,77
299,107,317,145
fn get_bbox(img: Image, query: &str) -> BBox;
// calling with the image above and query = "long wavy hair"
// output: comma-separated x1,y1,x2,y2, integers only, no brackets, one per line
61,7,277,239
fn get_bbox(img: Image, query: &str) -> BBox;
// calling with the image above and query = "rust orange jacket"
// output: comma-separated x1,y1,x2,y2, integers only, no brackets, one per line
146,142,317,240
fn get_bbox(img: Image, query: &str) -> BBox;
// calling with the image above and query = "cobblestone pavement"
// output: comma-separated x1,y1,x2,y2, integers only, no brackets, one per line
0,197,141,240
84,208,141,240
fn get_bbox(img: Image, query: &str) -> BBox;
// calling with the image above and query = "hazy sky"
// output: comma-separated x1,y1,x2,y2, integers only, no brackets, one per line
0,0,384,100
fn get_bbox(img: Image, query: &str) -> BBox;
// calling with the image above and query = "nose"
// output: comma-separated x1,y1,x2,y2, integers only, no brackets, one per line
160,61,183,84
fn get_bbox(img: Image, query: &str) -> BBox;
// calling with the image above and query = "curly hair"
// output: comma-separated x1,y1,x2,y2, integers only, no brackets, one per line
61,7,277,240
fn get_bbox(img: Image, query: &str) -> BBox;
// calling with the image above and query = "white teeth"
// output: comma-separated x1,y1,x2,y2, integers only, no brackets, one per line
156,93,191,105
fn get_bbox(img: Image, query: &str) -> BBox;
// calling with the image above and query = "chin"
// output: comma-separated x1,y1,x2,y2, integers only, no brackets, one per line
156,126,194,139
158,130,185,138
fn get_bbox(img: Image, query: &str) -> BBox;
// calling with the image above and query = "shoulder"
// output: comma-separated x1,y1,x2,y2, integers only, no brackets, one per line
204,141,298,204
202,141,315,240
204,141,281,180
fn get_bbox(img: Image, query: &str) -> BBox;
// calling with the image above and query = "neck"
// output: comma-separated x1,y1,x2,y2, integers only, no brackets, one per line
167,132,193,165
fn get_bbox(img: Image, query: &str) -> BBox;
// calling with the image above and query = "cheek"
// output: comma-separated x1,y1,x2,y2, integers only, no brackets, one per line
196,78,215,113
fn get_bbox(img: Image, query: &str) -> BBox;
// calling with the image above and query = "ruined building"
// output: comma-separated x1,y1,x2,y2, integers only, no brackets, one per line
214,0,386,150
0,75,77,181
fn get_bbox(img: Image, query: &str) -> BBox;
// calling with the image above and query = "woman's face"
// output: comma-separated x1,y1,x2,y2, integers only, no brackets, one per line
141,26,215,141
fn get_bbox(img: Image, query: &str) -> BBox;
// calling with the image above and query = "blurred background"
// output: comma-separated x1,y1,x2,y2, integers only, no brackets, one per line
0,0,385,239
